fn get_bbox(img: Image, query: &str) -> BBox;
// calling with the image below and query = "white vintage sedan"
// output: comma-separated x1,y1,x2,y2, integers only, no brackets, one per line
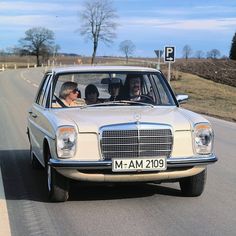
27,66,217,201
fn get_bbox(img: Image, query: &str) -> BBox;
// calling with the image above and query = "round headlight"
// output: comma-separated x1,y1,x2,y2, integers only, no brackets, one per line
56,126,77,158
194,123,214,155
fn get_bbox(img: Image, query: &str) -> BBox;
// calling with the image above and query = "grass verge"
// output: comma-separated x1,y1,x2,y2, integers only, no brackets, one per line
171,72,236,122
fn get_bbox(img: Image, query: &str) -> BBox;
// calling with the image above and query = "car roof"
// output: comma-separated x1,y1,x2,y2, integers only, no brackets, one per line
47,65,160,74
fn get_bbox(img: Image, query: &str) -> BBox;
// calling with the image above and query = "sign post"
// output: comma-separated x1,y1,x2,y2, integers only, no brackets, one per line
164,46,175,83
154,50,163,70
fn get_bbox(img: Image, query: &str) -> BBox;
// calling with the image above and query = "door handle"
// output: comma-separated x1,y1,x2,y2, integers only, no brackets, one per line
31,114,38,118
28,110,37,118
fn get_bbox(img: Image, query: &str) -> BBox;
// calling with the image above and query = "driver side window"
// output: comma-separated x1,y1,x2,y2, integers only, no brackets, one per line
36,74,51,107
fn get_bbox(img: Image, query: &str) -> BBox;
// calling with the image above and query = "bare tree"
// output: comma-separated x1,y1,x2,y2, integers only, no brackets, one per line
52,44,61,58
119,40,135,63
206,51,211,59
195,50,205,59
182,45,192,60
207,49,221,59
19,27,55,66
221,55,228,59
78,0,118,64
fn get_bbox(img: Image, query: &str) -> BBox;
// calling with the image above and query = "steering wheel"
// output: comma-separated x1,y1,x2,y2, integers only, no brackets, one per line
130,95,154,104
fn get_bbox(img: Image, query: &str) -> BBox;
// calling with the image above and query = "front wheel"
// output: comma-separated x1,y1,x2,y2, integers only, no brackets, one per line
179,169,207,197
47,163,69,202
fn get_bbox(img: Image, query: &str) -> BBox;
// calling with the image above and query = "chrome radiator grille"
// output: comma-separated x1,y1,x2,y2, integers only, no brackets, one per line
100,123,173,160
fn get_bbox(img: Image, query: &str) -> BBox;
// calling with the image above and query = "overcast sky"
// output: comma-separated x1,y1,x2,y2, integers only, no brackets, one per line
0,0,235,58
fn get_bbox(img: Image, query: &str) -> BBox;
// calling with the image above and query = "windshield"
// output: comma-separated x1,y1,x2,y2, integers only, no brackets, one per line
51,71,176,108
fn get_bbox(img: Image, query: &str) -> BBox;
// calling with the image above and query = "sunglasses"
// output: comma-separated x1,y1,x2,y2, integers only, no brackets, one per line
71,88,80,94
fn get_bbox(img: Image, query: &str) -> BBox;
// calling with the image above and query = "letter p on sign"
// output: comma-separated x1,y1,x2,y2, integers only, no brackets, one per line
164,46,175,62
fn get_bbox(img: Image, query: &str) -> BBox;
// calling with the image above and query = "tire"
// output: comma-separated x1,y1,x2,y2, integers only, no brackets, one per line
47,163,69,202
179,169,207,197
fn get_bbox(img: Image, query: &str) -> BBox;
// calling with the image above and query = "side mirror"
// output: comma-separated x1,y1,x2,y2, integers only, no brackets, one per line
176,94,189,104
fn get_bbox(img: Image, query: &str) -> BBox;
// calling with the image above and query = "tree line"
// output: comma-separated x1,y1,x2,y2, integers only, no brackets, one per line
182,45,226,60
1,0,236,65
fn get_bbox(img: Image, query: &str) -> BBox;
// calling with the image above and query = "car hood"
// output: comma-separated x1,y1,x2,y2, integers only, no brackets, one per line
53,106,208,133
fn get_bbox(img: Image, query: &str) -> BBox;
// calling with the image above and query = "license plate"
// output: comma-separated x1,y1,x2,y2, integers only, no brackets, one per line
112,157,167,172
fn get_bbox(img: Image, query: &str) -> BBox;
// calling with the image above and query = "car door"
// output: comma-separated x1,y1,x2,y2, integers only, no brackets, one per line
28,73,53,164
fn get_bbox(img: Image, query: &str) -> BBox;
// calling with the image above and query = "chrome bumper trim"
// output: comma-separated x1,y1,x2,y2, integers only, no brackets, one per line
49,154,217,169
166,154,217,167
49,159,112,169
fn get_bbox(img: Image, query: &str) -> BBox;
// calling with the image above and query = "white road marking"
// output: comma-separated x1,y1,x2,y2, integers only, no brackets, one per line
20,70,39,87
0,168,11,236
20,71,26,80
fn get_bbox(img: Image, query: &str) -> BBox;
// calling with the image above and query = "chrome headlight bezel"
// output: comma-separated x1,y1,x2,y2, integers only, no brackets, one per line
193,123,214,155
56,126,77,159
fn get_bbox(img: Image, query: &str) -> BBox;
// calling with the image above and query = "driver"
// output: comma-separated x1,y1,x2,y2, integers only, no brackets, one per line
123,74,153,103
123,74,142,101
129,77,142,101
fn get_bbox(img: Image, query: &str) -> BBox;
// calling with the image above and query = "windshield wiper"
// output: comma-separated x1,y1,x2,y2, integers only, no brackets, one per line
116,100,154,107
81,100,154,109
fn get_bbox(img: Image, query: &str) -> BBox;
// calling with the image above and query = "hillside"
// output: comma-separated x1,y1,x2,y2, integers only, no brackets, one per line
171,72,236,122
173,59,236,87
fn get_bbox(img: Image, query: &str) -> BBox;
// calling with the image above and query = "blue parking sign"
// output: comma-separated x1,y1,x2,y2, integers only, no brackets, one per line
164,46,175,62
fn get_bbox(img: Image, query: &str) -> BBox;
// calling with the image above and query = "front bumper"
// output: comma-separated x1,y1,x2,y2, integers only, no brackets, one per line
49,155,217,182
49,154,217,169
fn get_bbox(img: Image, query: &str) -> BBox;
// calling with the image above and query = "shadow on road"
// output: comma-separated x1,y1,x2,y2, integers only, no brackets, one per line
0,149,182,203
69,182,182,201
0,149,48,202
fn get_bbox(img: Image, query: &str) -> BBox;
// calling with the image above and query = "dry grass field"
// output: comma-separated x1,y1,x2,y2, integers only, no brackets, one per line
171,72,236,122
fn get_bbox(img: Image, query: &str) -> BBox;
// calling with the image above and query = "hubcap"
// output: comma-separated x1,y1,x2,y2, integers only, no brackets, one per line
30,145,33,162
47,165,51,192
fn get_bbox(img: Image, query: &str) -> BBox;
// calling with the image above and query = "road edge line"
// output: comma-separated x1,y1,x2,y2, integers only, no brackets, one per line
0,167,11,236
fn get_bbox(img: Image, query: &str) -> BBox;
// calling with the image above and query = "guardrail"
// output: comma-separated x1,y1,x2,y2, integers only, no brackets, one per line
0,62,64,71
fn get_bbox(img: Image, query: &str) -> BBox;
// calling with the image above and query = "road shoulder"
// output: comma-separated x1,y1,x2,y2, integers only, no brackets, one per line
0,167,11,236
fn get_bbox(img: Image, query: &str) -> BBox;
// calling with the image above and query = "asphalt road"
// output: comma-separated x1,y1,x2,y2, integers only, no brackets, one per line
0,68,236,236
